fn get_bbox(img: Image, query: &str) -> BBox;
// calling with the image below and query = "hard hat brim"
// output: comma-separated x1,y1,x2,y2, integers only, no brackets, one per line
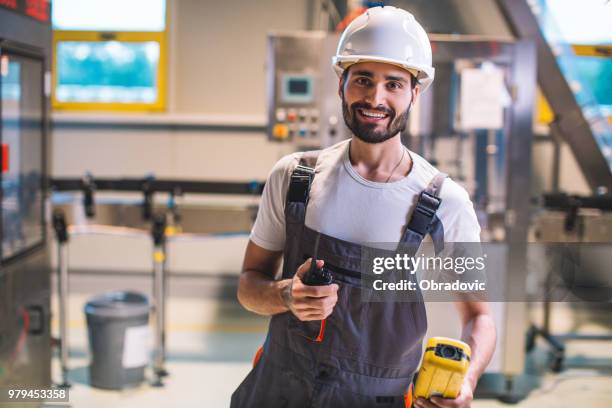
332,55,435,92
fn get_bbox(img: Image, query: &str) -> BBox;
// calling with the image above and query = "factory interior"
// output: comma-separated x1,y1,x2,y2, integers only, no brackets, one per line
0,0,611,407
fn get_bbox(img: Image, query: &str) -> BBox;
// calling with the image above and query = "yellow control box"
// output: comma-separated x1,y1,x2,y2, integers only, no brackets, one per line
413,337,471,400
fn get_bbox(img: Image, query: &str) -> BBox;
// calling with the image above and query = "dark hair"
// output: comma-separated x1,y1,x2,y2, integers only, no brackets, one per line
341,68,350,84
341,67,419,89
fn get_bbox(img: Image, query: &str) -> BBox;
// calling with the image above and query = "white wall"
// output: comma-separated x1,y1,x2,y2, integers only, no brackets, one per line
51,124,294,180
51,0,309,180
172,0,309,115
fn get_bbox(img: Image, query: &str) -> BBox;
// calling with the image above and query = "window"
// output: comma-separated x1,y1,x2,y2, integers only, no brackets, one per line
52,0,167,111
534,0,612,113
540,0,612,45
1,50,45,261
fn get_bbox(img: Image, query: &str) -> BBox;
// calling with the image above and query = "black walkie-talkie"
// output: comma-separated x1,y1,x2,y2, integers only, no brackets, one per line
303,233,333,286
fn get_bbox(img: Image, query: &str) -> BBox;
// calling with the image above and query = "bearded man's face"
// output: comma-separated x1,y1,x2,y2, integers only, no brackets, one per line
340,62,418,144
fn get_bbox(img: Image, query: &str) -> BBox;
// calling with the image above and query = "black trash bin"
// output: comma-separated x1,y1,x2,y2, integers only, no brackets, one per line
85,291,150,389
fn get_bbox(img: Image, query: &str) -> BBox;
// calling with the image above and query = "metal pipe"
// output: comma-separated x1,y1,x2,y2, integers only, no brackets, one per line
58,242,70,388
550,126,562,193
52,211,71,389
162,241,169,368
151,214,168,386
152,244,166,377
68,224,150,237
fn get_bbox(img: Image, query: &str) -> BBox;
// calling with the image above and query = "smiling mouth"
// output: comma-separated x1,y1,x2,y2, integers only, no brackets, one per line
357,109,390,121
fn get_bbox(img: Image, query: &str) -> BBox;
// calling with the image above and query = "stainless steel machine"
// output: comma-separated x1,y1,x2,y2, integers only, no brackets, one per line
409,36,536,402
0,1,52,390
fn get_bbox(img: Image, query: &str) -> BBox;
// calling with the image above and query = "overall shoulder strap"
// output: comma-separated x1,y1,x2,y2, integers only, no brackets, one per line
282,150,321,278
424,172,447,198
285,150,320,213
298,150,320,169
400,172,448,246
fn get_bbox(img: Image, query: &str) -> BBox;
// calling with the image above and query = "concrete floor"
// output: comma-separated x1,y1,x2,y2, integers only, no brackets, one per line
43,272,612,408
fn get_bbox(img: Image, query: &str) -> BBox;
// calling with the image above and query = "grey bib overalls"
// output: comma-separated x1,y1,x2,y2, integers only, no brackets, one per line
232,151,447,408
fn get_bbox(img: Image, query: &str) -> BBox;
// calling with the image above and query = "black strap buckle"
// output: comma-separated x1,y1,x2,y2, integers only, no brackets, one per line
416,191,441,216
407,191,442,236
287,165,315,204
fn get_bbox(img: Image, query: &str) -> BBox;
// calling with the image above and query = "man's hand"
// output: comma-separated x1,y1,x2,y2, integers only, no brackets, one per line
281,258,339,321
414,381,473,408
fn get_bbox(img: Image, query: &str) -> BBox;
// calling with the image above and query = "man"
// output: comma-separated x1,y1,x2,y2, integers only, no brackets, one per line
232,6,496,408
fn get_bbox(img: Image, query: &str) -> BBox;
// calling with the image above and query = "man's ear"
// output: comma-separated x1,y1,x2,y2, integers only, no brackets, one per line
411,83,420,103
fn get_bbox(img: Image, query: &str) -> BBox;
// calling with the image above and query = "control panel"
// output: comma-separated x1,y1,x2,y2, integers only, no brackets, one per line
266,32,349,149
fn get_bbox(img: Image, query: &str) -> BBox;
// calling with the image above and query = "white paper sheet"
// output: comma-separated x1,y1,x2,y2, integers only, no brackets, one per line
122,325,151,368
459,67,506,130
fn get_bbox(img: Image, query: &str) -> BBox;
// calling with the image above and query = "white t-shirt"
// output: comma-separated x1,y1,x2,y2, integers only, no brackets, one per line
250,139,480,251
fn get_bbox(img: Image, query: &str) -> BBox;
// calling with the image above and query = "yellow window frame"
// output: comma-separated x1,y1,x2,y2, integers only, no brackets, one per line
572,44,612,58
52,30,167,112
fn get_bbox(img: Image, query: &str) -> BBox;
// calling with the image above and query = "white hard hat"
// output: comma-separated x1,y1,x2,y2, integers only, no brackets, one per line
332,6,435,92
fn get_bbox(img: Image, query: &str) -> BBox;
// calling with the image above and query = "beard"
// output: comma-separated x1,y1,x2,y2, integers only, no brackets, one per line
342,97,411,144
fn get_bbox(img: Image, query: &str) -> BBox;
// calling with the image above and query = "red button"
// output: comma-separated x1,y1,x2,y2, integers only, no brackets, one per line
1,144,8,173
